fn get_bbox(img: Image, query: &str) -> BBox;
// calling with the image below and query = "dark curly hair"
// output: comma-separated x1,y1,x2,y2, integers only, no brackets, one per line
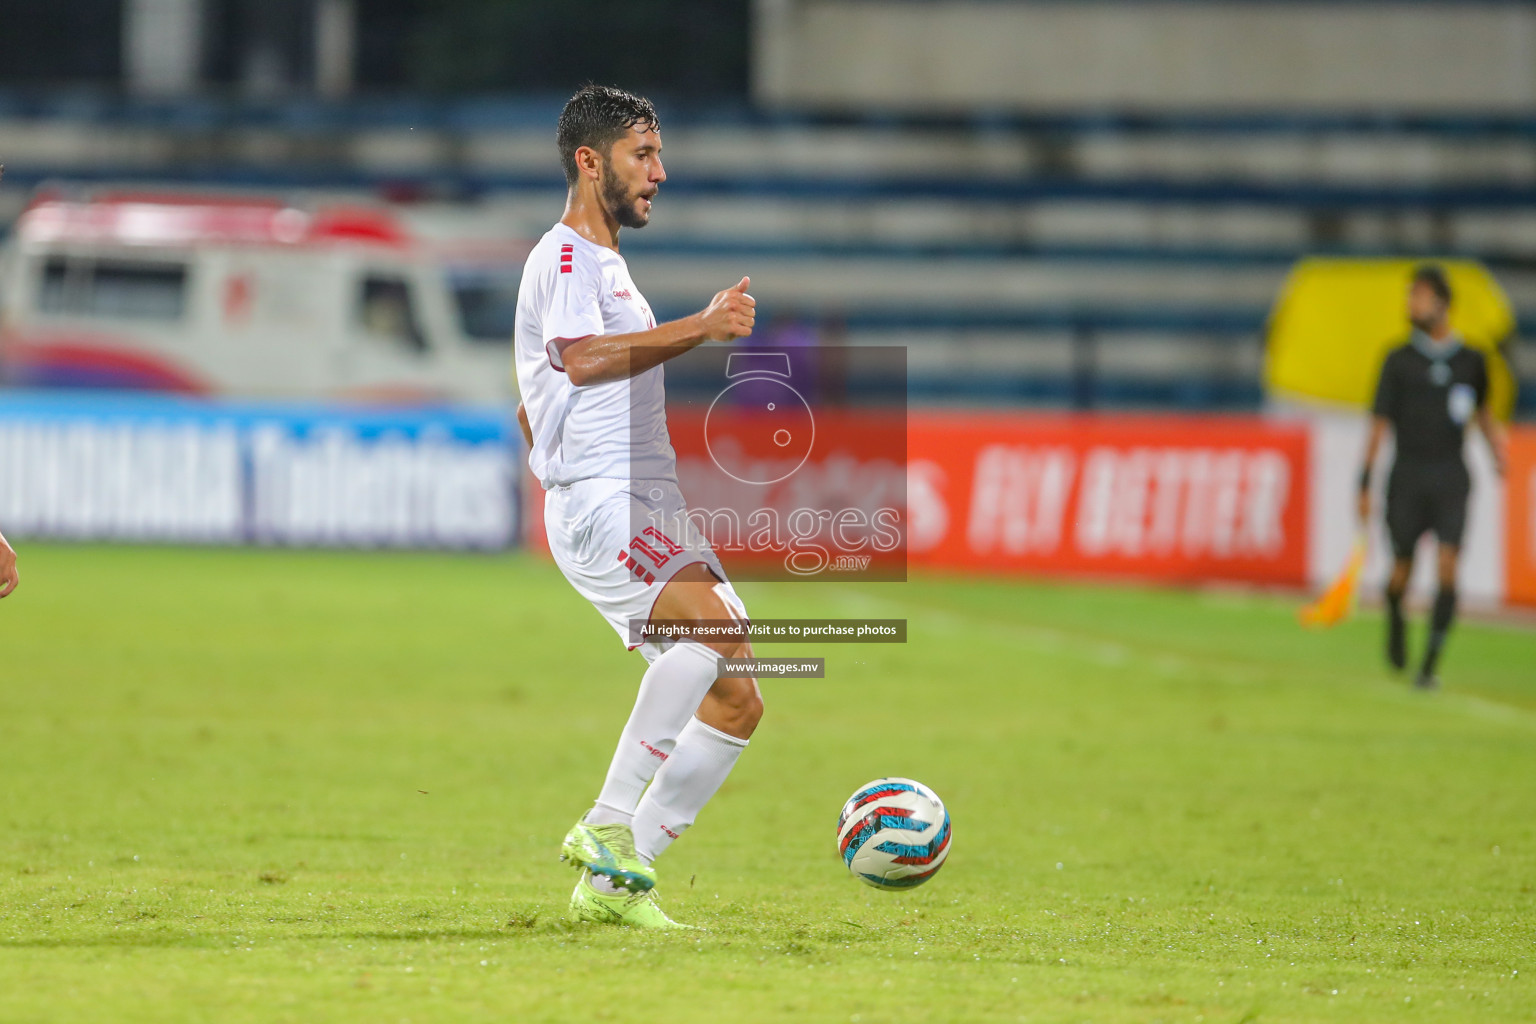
556,84,660,188
1412,264,1452,307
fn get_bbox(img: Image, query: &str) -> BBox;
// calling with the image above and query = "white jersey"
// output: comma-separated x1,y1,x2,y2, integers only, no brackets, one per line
513,223,676,488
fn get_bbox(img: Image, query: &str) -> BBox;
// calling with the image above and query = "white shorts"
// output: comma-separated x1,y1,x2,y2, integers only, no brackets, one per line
544,477,749,664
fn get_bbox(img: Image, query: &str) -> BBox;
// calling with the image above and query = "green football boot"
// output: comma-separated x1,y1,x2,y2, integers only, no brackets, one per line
559,820,657,892
569,871,696,930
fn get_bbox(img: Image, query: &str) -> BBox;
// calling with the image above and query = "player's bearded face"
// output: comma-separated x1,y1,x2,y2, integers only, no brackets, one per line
600,159,654,229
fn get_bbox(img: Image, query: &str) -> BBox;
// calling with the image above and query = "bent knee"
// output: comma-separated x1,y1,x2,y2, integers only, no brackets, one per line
736,685,764,727
702,636,753,661
726,690,764,737
703,676,763,737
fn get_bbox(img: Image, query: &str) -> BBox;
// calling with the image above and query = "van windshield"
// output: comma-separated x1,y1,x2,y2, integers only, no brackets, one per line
446,266,520,344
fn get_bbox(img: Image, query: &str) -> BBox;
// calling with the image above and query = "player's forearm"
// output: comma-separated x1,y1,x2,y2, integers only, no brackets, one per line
0,527,17,598
1476,410,1508,472
1359,417,1388,487
560,316,707,387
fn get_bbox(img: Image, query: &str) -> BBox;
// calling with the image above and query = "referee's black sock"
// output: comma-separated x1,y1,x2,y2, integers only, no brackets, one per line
1385,586,1407,670
1420,587,1458,680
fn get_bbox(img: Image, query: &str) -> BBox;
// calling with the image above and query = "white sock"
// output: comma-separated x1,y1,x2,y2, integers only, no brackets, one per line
633,716,748,864
584,642,720,827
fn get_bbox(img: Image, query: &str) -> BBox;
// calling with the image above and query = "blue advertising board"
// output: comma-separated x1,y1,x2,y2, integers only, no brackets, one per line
0,391,520,549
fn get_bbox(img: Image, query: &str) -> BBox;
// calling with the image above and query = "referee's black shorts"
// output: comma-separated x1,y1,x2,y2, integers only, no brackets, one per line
1385,458,1471,560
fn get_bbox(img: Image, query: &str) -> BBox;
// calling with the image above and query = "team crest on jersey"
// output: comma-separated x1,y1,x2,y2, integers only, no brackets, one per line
613,288,634,300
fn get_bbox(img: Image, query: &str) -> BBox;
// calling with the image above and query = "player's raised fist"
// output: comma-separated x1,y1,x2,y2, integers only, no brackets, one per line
698,276,756,342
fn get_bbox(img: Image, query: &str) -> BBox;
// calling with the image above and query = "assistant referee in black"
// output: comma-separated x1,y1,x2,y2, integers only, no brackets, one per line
1359,265,1507,689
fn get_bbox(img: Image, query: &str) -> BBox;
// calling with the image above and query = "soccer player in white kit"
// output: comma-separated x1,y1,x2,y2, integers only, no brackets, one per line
513,85,761,929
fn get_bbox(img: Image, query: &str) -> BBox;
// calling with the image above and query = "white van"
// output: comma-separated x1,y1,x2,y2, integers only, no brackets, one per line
0,190,528,402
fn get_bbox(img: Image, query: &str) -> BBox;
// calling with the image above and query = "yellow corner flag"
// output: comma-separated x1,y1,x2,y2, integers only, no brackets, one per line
1299,532,1367,629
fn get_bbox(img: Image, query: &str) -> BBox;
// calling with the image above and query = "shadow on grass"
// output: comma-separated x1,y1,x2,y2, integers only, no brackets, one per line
0,932,225,950
0,923,570,950
0,906,893,949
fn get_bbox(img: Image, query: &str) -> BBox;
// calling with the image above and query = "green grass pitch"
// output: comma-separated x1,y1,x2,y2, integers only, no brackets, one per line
1,544,1532,1023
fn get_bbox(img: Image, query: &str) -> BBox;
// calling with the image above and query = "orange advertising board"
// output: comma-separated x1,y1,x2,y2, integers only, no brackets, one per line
523,412,1311,588
906,412,1310,585
1507,427,1536,607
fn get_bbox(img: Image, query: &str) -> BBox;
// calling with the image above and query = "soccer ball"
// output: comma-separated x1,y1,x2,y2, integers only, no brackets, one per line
836,777,951,890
